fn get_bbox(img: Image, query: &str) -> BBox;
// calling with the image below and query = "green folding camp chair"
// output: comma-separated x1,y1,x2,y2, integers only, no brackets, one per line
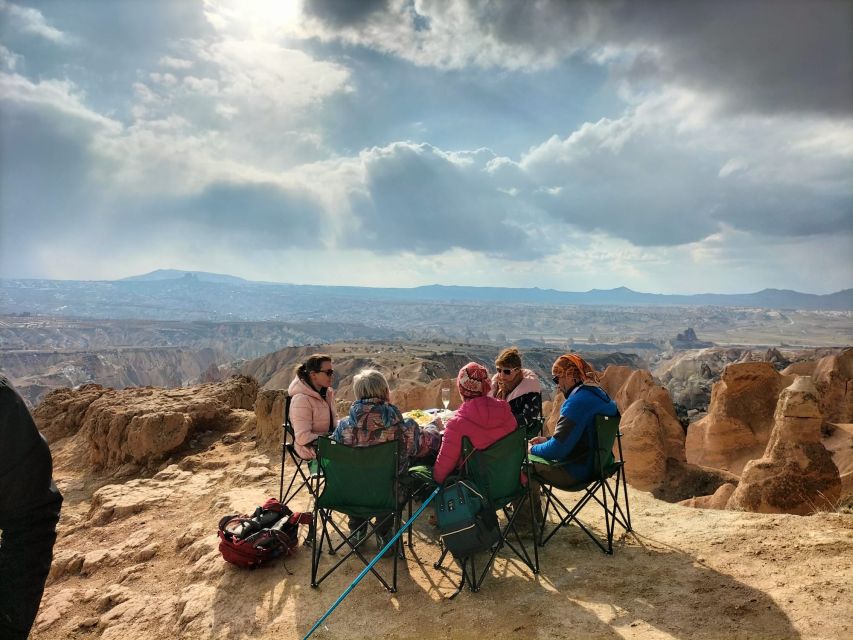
310,437,406,592
529,413,632,554
434,429,540,595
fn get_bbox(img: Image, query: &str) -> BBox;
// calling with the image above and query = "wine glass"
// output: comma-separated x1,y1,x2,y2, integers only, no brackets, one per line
441,387,451,410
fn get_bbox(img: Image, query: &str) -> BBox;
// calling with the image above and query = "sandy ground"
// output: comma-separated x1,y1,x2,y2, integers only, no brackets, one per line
32,434,853,640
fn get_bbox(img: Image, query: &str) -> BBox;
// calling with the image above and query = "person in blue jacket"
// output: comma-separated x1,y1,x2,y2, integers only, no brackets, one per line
528,354,618,486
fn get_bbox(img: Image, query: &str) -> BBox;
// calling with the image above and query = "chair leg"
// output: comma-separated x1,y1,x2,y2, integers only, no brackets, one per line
618,465,633,531
600,477,613,555
310,505,321,587
434,545,449,569
527,484,540,573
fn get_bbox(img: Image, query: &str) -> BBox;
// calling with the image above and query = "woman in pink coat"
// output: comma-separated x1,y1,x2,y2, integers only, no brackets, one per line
287,353,337,459
432,362,517,484
489,346,543,434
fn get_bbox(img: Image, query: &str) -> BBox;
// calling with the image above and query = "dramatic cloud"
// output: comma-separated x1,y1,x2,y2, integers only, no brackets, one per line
299,0,853,116
0,0,850,293
351,142,552,260
518,88,853,245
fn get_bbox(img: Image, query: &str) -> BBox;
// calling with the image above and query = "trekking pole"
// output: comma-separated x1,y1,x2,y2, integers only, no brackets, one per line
303,486,441,640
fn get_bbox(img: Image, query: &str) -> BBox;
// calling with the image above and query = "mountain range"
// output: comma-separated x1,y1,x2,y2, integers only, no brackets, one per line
1,270,850,317
114,270,852,310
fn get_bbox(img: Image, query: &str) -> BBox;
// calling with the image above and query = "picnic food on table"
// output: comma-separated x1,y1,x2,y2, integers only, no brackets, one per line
404,409,434,426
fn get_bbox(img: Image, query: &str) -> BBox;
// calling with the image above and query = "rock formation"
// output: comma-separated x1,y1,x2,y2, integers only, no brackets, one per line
599,365,634,399
617,399,737,501
685,362,791,475
764,347,790,369
34,384,112,442
781,360,818,377
391,378,462,412
34,376,258,471
727,376,841,515
254,388,287,448
614,369,677,419
671,327,713,349
812,348,852,425
619,400,685,491
678,483,737,509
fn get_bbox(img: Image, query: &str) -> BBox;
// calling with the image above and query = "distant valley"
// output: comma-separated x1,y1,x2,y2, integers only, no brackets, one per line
1,271,850,407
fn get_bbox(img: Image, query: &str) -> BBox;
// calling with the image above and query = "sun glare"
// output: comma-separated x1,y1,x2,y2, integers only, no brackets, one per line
205,0,303,38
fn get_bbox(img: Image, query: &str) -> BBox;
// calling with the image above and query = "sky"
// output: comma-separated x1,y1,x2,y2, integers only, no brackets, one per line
0,0,851,294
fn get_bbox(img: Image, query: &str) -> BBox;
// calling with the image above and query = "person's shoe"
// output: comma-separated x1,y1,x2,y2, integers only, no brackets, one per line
349,527,367,547
376,534,400,559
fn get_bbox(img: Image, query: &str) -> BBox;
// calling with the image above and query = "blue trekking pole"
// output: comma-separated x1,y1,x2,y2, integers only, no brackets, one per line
303,486,441,640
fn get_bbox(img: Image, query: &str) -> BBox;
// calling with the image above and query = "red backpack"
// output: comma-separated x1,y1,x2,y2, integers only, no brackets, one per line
217,498,313,569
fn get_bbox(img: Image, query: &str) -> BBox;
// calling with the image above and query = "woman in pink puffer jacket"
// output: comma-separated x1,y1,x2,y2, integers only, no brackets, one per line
287,353,337,459
432,362,517,484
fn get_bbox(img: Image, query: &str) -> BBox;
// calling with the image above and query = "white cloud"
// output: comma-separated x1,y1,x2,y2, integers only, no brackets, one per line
518,86,853,245
1,0,74,44
0,44,21,70
0,72,120,132
159,55,194,70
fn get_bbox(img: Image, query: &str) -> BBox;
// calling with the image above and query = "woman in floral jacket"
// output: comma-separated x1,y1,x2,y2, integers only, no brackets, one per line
332,369,441,541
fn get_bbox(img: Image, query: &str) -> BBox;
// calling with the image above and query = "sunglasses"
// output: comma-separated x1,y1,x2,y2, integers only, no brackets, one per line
318,369,334,377
551,375,560,385
497,367,518,375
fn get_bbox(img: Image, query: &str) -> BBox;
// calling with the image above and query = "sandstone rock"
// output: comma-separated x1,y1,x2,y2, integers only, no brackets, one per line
822,423,853,496
36,376,259,470
652,458,740,503
391,377,462,412
33,383,110,442
544,390,565,436
679,483,737,509
726,376,841,515
686,362,791,475
812,348,853,424
134,543,159,562
782,360,818,377
599,365,634,399
254,388,286,447
615,369,677,419
48,550,85,582
620,400,685,491
90,480,173,525
96,584,133,612
35,587,77,631
764,347,790,369
175,524,208,551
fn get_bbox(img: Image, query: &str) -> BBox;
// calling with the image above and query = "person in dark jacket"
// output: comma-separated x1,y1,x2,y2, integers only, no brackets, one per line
489,346,543,434
528,354,618,485
0,376,63,639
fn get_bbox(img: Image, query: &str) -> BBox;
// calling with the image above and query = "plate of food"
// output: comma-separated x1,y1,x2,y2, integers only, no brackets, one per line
403,409,435,426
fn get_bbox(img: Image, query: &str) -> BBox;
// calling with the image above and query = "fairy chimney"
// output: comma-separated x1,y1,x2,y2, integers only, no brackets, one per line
726,376,841,515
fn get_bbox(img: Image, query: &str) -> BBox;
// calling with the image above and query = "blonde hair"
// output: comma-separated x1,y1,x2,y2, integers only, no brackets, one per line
352,369,390,400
